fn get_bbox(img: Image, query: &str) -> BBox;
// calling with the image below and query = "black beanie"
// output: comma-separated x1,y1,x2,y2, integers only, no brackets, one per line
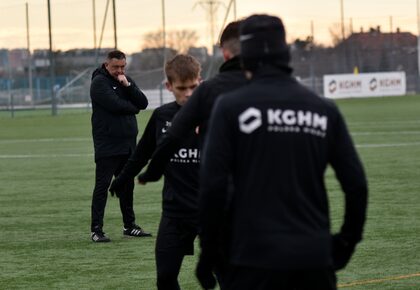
240,14,291,72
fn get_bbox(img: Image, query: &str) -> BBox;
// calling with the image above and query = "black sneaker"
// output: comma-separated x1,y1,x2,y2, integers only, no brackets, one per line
123,224,152,237
91,231,111,243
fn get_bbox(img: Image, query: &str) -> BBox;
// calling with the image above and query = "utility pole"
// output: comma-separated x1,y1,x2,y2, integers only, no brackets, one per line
160,0,166,106
417,0,420,77
92,0,97,49
340,0,345,42
112,0,117,49
194,0,223,54
47,0,57,116
26,2,33,105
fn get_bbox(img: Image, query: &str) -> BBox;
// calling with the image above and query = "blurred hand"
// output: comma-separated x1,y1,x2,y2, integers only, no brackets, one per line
196,252,217,290
117,74,130,87
332,233,356,271
109,177,125,198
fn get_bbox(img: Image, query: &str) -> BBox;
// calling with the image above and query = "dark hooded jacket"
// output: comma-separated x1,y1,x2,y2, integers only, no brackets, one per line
90,64,148,161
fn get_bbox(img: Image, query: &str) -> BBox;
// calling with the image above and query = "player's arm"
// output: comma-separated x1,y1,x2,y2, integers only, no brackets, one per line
328,108,368,270
196,97,234,287
90,75,141,114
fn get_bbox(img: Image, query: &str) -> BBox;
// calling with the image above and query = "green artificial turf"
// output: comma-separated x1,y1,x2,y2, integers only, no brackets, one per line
0,95,419,289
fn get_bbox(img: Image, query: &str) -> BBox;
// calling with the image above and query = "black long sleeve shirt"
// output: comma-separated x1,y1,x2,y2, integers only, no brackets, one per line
200,67,368,270
118,101,200,218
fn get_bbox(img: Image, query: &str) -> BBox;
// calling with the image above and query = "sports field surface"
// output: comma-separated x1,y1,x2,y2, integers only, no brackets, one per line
1,95,419,289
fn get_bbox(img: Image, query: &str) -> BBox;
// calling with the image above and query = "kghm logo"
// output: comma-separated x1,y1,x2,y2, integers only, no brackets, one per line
238,107,328,138
238,107,262,134
369,78,377,91
171,148,200,164
328,80,337,93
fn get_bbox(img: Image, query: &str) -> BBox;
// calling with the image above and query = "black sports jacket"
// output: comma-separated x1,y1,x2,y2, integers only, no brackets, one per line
200,66,368,270
117,101,200,218
90,65,148,161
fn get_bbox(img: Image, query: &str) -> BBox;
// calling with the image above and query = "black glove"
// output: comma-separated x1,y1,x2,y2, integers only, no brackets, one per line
196,251,217,290
109,176,125,198
332,233,356,271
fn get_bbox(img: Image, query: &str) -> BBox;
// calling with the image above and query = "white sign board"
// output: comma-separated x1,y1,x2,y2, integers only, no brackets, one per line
323,72,406,99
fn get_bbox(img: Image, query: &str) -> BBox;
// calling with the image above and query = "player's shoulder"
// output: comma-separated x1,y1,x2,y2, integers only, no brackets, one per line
154,101,178,115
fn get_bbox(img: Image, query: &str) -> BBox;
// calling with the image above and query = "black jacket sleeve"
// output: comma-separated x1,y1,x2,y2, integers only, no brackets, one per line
116,111,158,182
329,108,368,246
90,75,142,114
198,98,233,252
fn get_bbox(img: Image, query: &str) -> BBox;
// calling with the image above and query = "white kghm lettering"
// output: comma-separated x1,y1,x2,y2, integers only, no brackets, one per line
239,107,262,134
266,108,328,138
171,148,200,163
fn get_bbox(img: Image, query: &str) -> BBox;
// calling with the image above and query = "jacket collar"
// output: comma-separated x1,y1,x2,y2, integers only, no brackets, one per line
219,56,242,73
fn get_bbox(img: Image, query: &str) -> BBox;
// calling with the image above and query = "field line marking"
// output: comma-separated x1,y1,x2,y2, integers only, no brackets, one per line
352,131,420,136
0,137,91,144
357,142,420,148
338,272,420,288
348,120,420,125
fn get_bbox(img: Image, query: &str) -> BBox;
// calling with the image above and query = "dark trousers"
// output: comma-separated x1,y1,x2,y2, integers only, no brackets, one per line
91,155,135,232
225,265,337,290
155,216,198,290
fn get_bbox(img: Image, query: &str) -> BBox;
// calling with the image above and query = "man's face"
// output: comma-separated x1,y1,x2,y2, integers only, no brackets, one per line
166,78,200,106
104,58,126,79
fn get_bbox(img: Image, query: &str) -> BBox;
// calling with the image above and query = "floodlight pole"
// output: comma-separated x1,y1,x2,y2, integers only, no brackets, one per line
112,0,117,49
92,0,97,49
160,0,167,106
26,2,33,104
417,0,420,77
47,0,57,116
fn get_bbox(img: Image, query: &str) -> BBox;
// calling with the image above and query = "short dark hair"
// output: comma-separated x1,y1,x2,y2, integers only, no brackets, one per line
107,50,126,60
165,54,201,83
219,20,241,56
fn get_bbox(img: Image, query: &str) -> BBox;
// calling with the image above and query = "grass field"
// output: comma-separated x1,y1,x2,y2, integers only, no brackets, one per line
1,95,419,289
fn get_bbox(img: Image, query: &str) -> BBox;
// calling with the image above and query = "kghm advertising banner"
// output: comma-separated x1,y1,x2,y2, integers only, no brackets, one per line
323,72,406,99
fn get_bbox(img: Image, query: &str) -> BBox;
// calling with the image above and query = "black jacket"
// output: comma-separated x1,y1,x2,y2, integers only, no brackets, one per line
90,65,148,161
116,101,200,218
200,66,368,270
139,56,248,181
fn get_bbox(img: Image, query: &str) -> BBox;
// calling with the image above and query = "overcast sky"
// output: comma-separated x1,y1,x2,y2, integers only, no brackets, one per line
0,0,416,53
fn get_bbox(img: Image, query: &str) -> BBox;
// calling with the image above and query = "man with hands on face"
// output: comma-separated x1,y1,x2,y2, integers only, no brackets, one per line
90,50,150,243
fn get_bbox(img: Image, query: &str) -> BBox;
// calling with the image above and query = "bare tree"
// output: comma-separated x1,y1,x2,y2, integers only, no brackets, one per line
142,29,199,53
329,23,343,46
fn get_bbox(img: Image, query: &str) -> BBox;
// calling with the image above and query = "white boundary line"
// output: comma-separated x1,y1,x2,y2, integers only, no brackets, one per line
0,142,419,159
0,137,91,144
356,142,420,148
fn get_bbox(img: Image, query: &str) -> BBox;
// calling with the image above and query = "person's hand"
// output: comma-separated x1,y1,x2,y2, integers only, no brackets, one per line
137,173,147,185
109,177,125,198
332,233,356,271
196,252,217,290
137,171,161,184
117,74,130,87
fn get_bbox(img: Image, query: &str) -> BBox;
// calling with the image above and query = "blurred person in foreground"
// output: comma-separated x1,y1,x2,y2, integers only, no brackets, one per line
90,50,150,243
109,54,202,289
196,14,368,290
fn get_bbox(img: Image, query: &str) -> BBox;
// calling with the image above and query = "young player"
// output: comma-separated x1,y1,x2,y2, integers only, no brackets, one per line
109,54,202,290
